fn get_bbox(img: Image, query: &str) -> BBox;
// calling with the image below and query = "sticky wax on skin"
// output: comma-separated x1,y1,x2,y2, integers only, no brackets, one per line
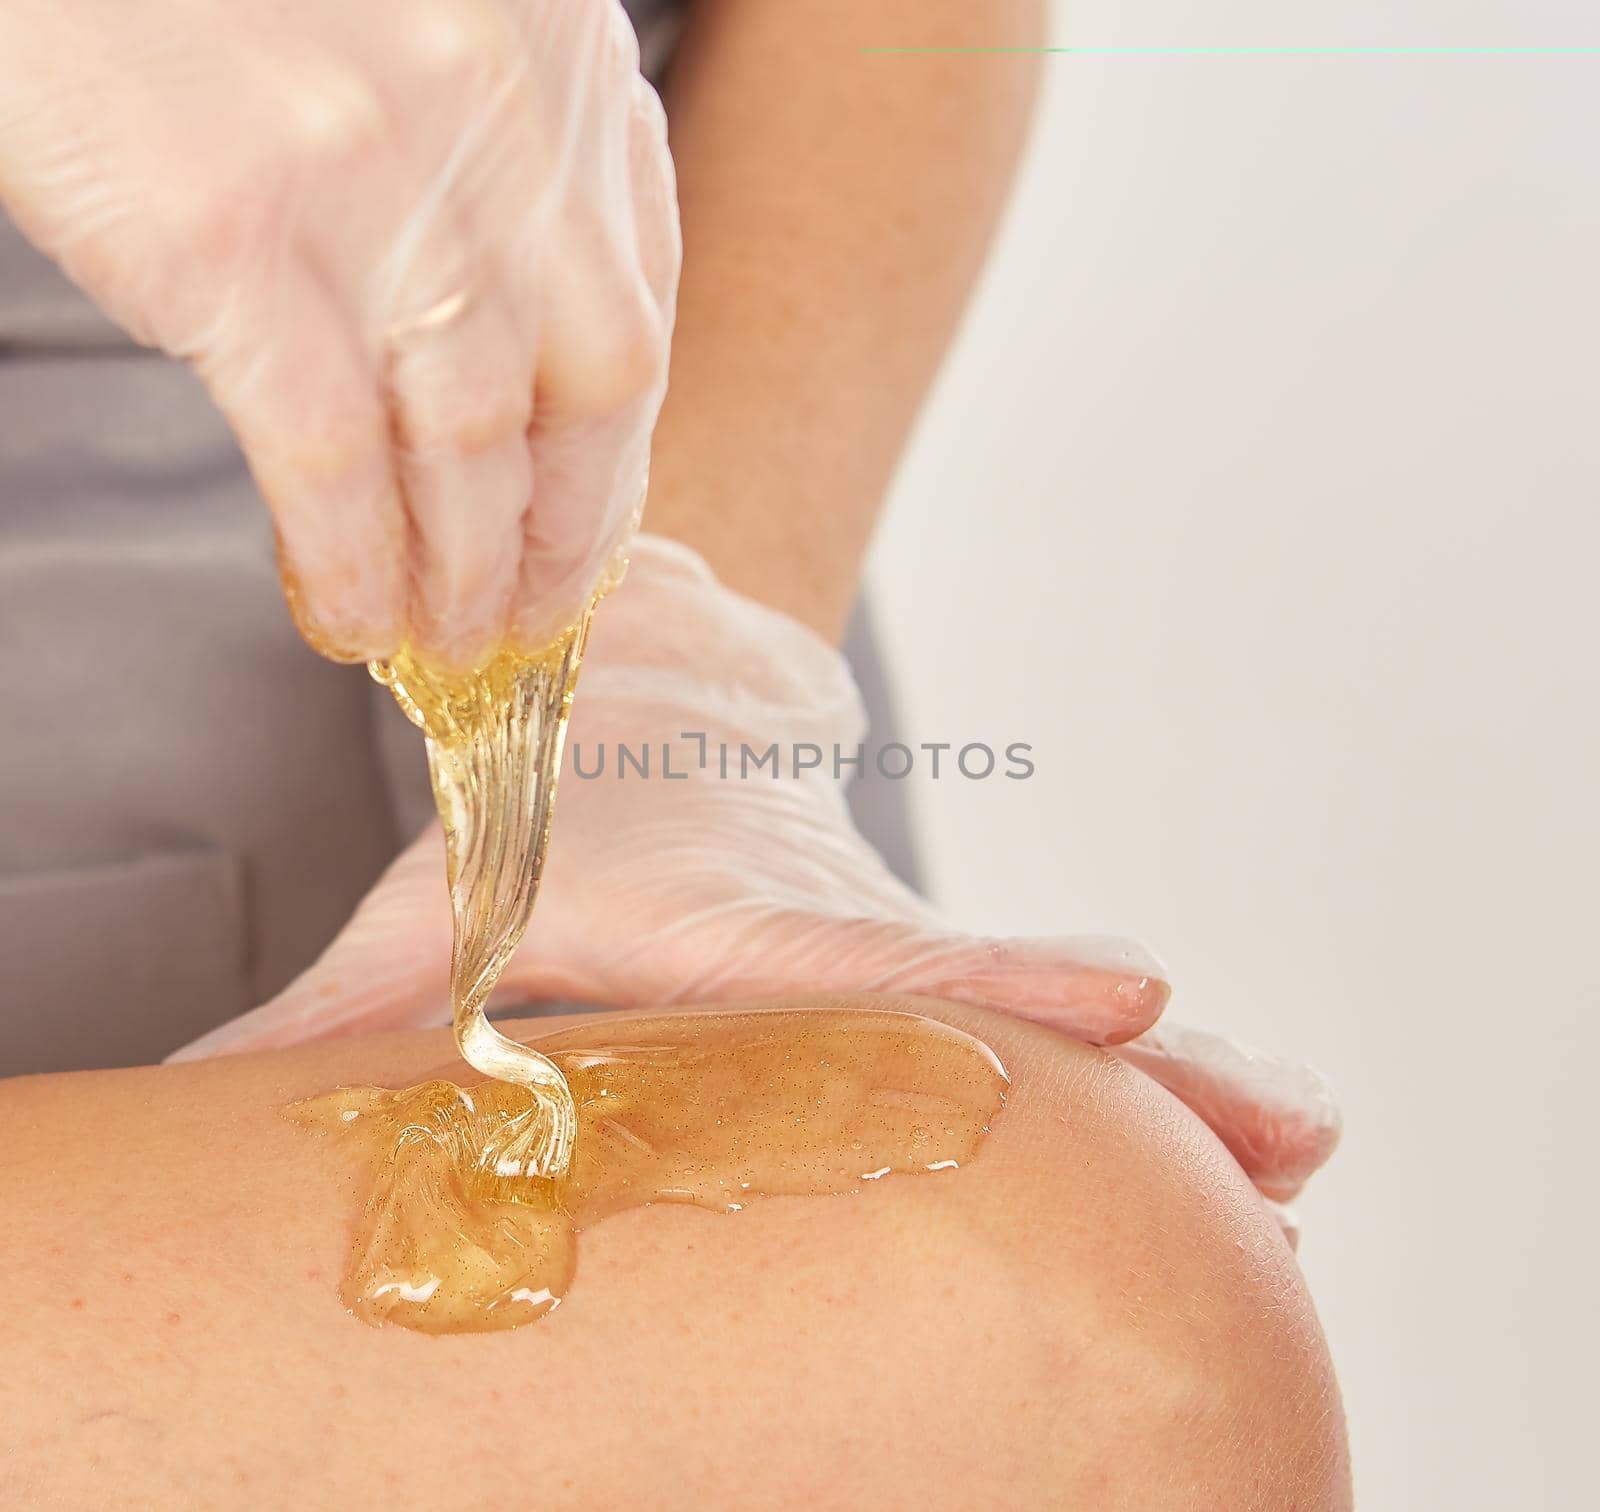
288,1008,1009,1334
369,611,598,1179
283,545,622,1180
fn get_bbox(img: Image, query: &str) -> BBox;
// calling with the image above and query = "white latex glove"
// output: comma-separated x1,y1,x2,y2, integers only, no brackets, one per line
0,0,679,666
173,535,1342,1205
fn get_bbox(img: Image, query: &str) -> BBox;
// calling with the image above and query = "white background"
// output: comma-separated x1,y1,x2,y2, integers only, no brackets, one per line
868,6,1598,1507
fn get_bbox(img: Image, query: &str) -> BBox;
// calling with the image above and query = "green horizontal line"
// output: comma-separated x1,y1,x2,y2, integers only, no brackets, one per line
862,46,1600,57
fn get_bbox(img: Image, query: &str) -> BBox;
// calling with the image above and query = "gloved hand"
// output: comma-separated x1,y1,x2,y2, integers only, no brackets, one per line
172,535,1341,1206
0,0,679,667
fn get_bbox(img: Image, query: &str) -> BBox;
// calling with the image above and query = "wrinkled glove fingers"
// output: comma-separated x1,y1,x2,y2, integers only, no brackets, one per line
208,265,408,661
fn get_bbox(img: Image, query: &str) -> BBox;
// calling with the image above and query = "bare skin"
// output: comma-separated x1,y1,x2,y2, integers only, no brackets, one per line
0,996,1348,1510
648,0,1047,639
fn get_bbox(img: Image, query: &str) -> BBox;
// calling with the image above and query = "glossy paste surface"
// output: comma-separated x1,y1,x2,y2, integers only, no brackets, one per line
369,616,594,1176
289,1008,1008,1333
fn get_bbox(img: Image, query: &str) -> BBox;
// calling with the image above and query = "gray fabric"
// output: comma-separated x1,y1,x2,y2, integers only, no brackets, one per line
0,225,412,1075
835,600,924,893
0,851,249,1074
620,0,688,83
0,7,922,1075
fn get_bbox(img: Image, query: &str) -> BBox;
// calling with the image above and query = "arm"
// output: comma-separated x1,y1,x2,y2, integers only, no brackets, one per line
3,997,1348,1509
647,0,1047,639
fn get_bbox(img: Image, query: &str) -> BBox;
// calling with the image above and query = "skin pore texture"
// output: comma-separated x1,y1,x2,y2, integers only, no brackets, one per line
0,996,1349,1510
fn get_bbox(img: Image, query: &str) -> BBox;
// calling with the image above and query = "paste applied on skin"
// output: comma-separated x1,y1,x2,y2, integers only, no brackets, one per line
288,1008,1008,1334
286,546,624,1181
370,627,594,1177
